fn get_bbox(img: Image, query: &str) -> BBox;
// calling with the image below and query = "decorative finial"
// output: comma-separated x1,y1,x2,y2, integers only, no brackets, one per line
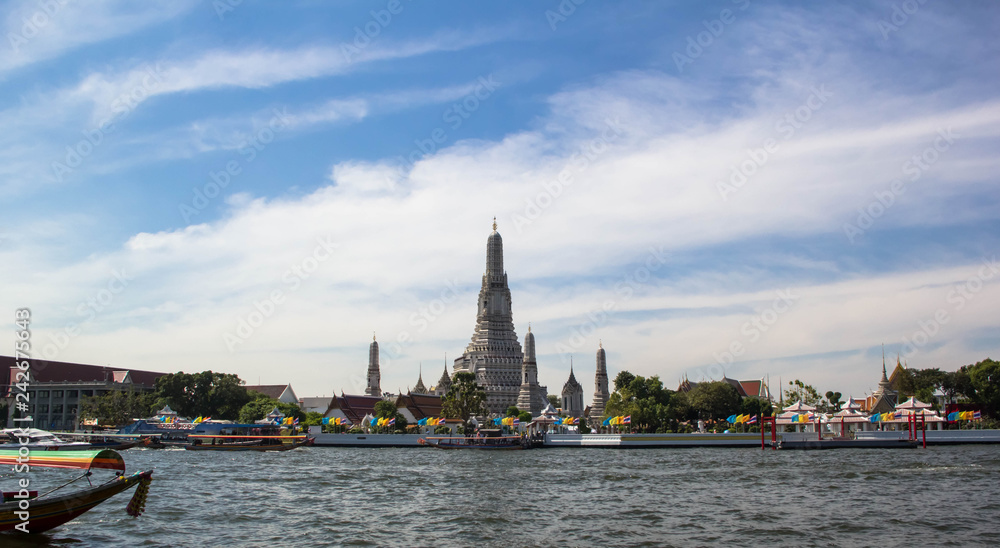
599,339,602,349
492,216,497,232
373,332,376,341
528,322,531,333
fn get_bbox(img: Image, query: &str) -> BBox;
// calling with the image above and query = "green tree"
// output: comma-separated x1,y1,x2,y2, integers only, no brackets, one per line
606,372,679,432
505,406,521,417
442,372,487,434
517,411,532,424
153,371,251,419
237,391,303,424
967,358,1000,418
783,379,822,407
822,391,844,414
942,368,974,403
78,389,156,427
374,399,397,419
372,399,407,432
547,394,559,408
688,381,741,421
740,397,774,419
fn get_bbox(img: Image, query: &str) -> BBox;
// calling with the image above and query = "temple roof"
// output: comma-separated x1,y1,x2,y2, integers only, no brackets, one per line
331,394,384,425
395,392,443,420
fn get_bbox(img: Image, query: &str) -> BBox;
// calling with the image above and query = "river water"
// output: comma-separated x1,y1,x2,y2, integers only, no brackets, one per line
4,444,1000,547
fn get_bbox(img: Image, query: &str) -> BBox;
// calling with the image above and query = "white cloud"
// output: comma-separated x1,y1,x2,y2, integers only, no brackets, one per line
0,0,196,75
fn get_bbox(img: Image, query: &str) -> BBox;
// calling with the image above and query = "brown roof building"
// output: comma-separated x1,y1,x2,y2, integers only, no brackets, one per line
2,355,167,430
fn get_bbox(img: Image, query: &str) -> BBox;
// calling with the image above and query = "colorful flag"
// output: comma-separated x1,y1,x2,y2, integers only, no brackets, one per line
623,415,631,424
974,411,982,420
747,415,758,424
388,418,395,426
512,418,519,426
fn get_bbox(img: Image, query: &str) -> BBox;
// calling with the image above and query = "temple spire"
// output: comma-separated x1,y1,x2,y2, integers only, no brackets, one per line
365,334,381,396
455,221,524,413
591,342,610,421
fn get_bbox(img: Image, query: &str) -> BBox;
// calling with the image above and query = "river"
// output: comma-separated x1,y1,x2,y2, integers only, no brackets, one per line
4,444,1000,547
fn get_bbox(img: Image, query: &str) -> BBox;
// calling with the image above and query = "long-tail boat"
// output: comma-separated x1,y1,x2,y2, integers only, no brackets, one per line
0,448,153,533
418,436,527,450
183,435,314,451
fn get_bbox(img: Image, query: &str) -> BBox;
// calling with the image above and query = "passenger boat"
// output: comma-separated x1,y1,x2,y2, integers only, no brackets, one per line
419,435,527,450
181,421,312,451
0,448,153,533
183,435,314,451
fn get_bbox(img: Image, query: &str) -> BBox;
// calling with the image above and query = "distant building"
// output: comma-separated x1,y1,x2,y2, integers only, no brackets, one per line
1,356,166,430
366,335,381,397
561,362,584,418
326,393,384,426
245,384,298,405
590,342,610,422
677,376,772,402
516,327,546,415
431,365,452,397
867,358,900,414
412,365,427,395
394,391,444,424
299,397,334,415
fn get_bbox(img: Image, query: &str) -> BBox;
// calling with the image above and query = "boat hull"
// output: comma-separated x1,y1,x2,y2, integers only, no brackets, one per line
0,470,152,533
183,438,313,451
418,437,526,450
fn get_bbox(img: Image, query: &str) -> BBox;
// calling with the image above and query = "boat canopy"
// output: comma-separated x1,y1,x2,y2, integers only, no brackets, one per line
0,449,126,472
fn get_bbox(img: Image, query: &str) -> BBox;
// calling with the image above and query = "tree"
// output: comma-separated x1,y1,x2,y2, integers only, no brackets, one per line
740,397,774,419
374,400,397,419
237,391,303,424
822,391,844,414
783,379,822,407
505,406,521,417
442,372,487,434
605,372,680,432
967,358,1000,418
517,411,532,424
942,368,974,403
687,381,741,421
78,389,156,427
547,394,559,408
153,371,251,420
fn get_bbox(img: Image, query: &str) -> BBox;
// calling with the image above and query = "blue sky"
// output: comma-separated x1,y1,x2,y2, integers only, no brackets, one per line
2,0,998,402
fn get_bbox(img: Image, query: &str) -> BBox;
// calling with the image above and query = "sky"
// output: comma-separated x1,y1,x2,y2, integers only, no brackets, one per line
2,0,998,404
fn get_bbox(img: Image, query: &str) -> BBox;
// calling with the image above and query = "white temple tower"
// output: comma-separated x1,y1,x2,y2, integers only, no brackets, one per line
517,326,546,415
591,341,610,419
365,334,381,397
453,219,525,413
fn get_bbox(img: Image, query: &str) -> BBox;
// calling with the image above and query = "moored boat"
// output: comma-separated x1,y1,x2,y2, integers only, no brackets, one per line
0,448,153,533
0,428,93,451
419,435,528,450
183,436,313,451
